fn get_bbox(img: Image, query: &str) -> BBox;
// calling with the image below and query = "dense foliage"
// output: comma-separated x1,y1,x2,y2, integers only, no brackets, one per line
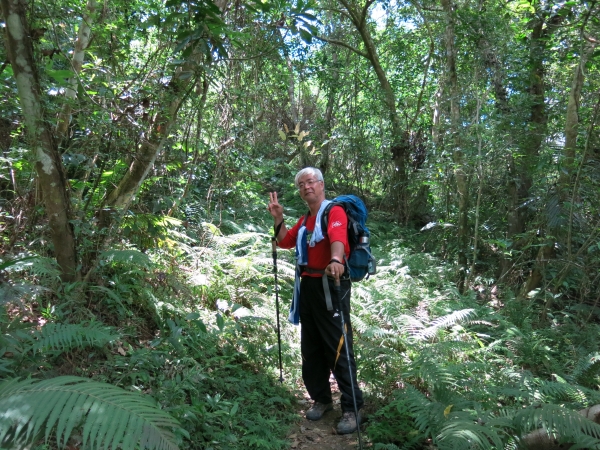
1,0,600,448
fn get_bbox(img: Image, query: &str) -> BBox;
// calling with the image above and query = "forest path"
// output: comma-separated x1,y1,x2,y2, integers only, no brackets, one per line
286,376,364,449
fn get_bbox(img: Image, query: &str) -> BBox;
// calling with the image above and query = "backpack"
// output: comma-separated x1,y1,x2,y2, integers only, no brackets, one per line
322,195,376,282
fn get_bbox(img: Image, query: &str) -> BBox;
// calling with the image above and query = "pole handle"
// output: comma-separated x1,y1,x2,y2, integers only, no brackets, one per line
334,278,340,292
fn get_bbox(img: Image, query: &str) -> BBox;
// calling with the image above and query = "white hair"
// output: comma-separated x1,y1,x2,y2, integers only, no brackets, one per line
294,167,324,188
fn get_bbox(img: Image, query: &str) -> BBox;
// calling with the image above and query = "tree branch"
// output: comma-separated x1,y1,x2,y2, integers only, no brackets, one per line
359,0,377,29
313,35,369,59
320,6,353,21
407,0,435,130
337,0,360,25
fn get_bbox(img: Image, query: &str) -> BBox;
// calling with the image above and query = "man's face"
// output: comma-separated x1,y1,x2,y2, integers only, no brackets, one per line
298,173,325,204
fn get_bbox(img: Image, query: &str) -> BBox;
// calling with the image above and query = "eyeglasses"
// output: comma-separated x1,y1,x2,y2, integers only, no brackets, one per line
298,179,322,190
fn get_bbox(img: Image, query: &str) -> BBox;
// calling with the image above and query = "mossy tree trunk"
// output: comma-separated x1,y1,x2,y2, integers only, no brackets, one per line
1,0,78,282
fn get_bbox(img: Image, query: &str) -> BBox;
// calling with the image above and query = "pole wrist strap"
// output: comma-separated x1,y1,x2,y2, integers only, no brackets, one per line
274,220,284,238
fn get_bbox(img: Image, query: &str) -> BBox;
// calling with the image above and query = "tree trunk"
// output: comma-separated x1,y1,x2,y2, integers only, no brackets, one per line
56,0,96,141
336,0,407,219
559,44,594,190
167,74,210,216
102,0,229,215
319,48,340,175
1,0,78,282
532,42,596,306
506,18,546,243
506,18,548,240
520,15,585,298
441,0,468,293
103,88,188,211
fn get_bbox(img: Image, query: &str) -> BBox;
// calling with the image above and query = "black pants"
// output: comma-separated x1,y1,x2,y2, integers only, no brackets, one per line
299,276,364,412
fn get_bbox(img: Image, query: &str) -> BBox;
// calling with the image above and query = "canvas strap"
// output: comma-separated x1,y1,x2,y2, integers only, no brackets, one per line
322,274,333,311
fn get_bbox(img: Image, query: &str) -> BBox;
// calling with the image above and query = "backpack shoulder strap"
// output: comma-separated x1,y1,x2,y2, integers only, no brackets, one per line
320,201,341,239
301,211,309,227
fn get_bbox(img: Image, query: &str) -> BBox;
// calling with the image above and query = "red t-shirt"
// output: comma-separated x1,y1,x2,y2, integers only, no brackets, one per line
278,205,350,277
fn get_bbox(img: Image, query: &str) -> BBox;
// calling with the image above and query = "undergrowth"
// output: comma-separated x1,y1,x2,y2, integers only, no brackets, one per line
2,178,600,449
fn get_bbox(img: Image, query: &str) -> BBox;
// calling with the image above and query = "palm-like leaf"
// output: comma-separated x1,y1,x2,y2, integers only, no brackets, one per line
28,322,120,353
0,376,181,450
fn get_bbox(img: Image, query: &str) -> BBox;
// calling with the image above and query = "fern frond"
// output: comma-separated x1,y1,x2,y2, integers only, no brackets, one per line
513,403,600,447
359,323,396,340
373,444,401,450
28,322,120,353
571,353,600,386
424,340,480,358
496,375,600,406
398,314,426,336
11,257,62,280
0,376,181,450
412,309,476,341
438,417,506,450
406,353,457,391
536,380,590,404
275,260,296,277
213,232,262,250
252,257,278,269
0,282,46,305
99,250,152,268
402,384,435,433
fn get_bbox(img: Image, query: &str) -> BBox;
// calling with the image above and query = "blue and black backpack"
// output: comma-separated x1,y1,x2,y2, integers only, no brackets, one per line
322,195,376,282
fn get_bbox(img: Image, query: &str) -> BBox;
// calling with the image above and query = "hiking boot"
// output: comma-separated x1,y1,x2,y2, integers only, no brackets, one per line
336,410,363,434
305,402,333,421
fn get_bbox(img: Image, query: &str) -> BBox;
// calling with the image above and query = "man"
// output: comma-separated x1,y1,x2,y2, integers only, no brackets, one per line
267,167,364,434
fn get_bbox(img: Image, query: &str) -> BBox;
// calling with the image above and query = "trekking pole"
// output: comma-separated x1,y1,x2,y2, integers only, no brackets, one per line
272,237,284,383
334,279,363,450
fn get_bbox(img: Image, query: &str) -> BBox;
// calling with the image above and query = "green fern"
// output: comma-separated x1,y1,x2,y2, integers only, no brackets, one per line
0,282,45,306
405,353,457,391
437,415,507,450
99,249,152,268
19,257,62,280
0,376,182,450
512,403,600,449
401,309,476,341
571,353,600,387
27,322,120,353
497,372,600,407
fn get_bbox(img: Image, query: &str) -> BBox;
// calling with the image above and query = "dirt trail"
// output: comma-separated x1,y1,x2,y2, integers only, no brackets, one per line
287,378,366,449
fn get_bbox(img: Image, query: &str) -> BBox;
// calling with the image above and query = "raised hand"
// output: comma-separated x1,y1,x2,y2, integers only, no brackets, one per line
267,191,284,221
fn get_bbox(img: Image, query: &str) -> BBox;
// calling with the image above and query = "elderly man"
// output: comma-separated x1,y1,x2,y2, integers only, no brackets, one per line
267,167,364,434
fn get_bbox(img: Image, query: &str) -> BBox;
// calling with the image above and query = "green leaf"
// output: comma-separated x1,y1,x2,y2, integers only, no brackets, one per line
0,376,181,450
46,69,74,85
0,256,38,271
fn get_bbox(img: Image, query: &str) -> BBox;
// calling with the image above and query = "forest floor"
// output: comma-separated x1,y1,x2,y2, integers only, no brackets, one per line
287,375,366,449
